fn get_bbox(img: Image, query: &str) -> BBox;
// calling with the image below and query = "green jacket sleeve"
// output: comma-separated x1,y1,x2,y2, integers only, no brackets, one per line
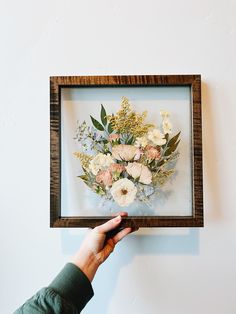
14,263,94,314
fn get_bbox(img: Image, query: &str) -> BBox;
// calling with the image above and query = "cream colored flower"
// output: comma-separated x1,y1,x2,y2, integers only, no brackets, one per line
126,162,152,184
160,110,172,134
135,136,148,148
162,119,172,134
160,110,170,119
112,144,141,161
110,178,137,207
147,129,166,146
89,153,114,175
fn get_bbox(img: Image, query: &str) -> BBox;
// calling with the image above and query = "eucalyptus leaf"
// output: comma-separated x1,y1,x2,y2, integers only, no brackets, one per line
90,115,104,131
100,104,107,126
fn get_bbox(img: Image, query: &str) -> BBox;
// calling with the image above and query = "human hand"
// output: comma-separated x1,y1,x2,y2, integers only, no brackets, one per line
71,212,135,282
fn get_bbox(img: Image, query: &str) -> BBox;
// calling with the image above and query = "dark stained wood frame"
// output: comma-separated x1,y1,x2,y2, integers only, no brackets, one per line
50,75,203,228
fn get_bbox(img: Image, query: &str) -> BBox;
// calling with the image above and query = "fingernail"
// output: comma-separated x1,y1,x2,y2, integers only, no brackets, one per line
115,215,121,222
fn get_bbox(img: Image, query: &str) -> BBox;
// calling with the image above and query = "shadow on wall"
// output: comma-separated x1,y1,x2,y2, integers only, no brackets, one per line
60,228,199,256
60,228,199,313
58,80,224,312
201,81,222,222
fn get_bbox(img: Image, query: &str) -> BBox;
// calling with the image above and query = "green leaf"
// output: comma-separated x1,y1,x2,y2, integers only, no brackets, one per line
77,174,88,181
127,136,134,145
100,104,107,126
167,131,181,148
90,115,104,131
107,123,113,134
155,159,165,167
81,166,87,173
165,133,169,141
102,139,108,144
164,140,180,156
84,181,93,188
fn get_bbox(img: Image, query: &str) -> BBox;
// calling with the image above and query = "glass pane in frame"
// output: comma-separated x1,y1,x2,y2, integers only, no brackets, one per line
61,86,193,217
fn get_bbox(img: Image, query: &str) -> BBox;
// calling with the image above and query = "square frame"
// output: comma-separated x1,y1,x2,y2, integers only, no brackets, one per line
50,75,203,228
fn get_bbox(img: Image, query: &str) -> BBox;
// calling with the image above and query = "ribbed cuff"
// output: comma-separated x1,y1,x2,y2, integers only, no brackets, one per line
49,263,94,312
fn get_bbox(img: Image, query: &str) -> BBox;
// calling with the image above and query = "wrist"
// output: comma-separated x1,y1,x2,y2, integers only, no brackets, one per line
72,251,99,282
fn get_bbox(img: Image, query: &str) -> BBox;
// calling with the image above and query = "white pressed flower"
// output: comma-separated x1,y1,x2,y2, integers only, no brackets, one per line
110,178,137,207
160,110,170,119
162,119,172,134
112,144,141,161
134,136,148,148
147,129,166,146
126,162,152,184
160,110,172,134
89,153,114,175
102,154,114,168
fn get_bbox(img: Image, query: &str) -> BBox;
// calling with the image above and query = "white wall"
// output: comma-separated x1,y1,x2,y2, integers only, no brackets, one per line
1,0,236,313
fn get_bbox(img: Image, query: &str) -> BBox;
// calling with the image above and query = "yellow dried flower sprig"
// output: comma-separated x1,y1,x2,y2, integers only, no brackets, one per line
152,169,175,186
74,151,92,171
107,96,154,138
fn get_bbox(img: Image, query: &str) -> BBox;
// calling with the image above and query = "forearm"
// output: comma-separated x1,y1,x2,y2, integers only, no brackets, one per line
14,263,94,314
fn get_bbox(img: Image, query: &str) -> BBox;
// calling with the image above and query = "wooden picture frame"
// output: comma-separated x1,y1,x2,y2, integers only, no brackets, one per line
50,75,203,228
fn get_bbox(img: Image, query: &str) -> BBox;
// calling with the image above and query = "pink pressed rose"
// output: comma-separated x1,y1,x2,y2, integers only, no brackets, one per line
108,134,120,142
112,144,141,161
96,170,113,187
145,145,161,160
109,163,125,174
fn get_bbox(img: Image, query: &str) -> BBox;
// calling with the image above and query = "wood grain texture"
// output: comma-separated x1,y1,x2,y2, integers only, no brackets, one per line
50,79,60,227
50,75,203,228
50,74,200,87
52,217,203,228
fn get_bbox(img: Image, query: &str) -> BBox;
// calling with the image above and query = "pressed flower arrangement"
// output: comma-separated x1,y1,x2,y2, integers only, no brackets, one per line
74,97,180,208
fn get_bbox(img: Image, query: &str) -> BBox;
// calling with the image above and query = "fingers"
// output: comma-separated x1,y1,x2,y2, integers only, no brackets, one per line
95,213,139,237
102,238,116,261
130,227,139,234
112,227,132,244
95,215,122,233
111,211,128,217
